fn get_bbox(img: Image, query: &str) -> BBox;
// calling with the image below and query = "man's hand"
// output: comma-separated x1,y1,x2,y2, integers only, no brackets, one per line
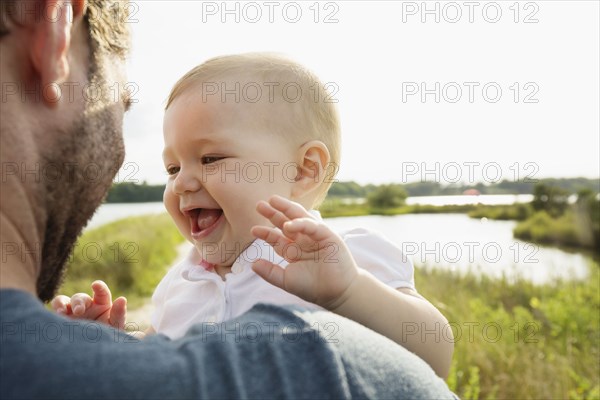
251,195,359,309
51,280,127,330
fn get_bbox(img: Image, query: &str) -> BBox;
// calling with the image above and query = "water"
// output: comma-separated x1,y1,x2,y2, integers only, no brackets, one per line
88,195,533,227
405,194,534,206
325,214,591,285
86,202,167,229
337,194,534,206
87,198,593,284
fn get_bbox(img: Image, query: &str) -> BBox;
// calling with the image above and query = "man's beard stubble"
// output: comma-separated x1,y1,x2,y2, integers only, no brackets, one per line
36,95,125,302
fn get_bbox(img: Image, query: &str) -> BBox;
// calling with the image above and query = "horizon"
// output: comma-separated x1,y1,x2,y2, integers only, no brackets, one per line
111,175,600,188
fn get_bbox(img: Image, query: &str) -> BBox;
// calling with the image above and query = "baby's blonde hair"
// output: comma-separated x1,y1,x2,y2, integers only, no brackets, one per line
165,52,340,206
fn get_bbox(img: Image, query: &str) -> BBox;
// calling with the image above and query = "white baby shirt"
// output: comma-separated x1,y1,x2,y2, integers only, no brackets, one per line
151,215,416,339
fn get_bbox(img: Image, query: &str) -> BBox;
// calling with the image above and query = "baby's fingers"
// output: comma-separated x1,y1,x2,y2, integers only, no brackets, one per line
70,293,93,316
256,200,290,230
51,295,72,315
267,195,313,221
252,259,285,290
251,225,293,249
283,218,334,247
109,297,127,330
91,280,113,306
256,196,313,230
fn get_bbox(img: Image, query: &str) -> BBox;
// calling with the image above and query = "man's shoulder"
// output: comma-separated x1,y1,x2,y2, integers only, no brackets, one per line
0,288,187,398
0,289,44,321
0,293,455,399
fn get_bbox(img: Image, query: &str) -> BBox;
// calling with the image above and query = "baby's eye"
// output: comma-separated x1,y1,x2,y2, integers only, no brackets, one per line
166,165,180,175
201,156,224,165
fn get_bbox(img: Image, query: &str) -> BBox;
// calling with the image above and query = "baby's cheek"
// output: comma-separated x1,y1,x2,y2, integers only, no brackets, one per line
162,190,185,231
163,190,176,214
163,182,173,204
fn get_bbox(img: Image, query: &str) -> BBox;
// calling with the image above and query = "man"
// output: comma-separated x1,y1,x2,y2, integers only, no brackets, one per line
0,1,456,398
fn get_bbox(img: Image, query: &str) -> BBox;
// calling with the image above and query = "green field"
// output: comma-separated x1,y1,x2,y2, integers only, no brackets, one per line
60,213,185,308
416,264,599,399
318,198,479,218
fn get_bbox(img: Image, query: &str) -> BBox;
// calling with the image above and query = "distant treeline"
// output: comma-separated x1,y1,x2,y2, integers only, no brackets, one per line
106,182,165,203
105,178,600,203
327,178,600,198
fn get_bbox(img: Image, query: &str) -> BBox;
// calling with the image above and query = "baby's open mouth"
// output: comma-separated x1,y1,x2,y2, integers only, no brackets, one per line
187,208,224,237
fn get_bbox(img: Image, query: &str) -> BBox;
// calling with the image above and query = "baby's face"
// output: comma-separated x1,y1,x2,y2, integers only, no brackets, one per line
162,89,299,267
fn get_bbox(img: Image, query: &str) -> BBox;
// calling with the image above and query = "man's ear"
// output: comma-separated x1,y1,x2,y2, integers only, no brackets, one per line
28,0,85,105
291,140,331,200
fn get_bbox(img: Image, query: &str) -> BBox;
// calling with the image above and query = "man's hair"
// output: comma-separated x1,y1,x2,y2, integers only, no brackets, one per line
85,0,130,59
1,0,129,58
166,53,341,206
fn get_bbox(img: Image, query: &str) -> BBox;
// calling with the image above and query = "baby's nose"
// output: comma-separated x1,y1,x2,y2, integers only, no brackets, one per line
173,169,202,195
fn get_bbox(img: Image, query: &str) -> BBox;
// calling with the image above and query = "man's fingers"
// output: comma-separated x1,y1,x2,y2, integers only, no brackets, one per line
70,293,93,316
109,297,127,330
91,280,113,306
51,295,72,315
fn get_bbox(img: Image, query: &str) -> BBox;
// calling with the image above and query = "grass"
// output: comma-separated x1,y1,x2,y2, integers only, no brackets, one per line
60,213,185,308
319,198,528,219
319,198,478,218
416,262,600,399
468,203,533,221
514,210,599,254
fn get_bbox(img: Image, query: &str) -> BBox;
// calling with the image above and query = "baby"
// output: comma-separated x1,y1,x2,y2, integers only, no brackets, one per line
53,53,453,378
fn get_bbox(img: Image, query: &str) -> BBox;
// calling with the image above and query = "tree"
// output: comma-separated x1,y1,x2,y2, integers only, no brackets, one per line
531,183,569,217
367,184,407,209
106,182,165,203
326,181,366,197
574,189,600,249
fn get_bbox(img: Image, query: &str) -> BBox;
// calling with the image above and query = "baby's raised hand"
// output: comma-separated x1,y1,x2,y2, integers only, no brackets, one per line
251,195,359,309
51,280,127,330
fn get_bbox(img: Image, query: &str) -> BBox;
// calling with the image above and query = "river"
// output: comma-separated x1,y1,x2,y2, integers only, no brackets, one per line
86,197,593,285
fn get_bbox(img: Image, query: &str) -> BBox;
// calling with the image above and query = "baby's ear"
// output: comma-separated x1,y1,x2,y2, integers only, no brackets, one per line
291,140,331,200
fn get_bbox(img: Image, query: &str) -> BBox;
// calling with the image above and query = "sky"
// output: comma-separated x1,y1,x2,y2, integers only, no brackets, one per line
120,0,599,186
